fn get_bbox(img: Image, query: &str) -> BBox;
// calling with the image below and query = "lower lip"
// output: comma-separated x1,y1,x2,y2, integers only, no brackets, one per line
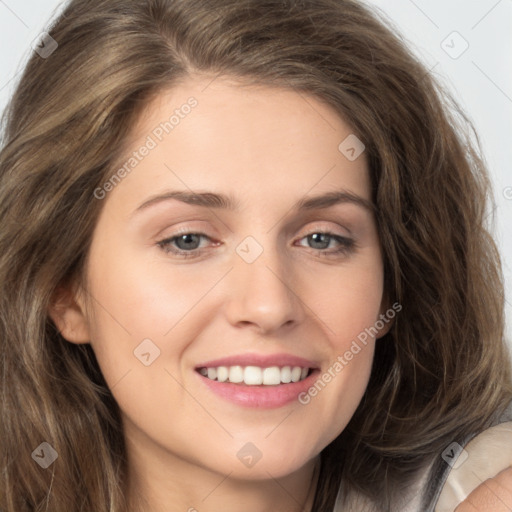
197,371,318,408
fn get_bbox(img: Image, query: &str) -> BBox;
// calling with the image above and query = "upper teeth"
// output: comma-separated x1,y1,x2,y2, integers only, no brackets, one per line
199,366,309,386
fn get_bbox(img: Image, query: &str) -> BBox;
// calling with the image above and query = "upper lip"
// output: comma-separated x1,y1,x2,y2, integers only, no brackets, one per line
195,353,319,369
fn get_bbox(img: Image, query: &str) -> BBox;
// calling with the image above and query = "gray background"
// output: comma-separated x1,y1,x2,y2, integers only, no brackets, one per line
1,0,511,347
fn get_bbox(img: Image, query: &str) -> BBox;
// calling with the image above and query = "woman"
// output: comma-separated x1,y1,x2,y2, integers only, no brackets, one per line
1,0,511,510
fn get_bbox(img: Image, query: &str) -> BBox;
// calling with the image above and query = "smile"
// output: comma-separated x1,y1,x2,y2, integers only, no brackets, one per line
197,365,311,386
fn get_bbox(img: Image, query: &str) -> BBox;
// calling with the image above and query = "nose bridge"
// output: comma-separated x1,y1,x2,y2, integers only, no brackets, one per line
223,233,303,333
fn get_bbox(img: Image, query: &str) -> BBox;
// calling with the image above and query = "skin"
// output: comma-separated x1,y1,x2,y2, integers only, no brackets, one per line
455,467,512,512
50,76,393,511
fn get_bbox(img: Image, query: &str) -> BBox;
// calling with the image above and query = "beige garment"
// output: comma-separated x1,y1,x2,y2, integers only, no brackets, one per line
435,421,512,511
332,422,512,511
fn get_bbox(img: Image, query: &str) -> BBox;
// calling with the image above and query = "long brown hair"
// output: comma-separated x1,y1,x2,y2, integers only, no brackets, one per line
1,1,511,510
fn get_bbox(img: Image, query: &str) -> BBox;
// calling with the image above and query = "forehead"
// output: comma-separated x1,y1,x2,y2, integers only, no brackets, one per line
105,76,371,214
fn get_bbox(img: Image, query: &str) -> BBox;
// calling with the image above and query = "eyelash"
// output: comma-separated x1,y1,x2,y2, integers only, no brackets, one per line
157,230,355,259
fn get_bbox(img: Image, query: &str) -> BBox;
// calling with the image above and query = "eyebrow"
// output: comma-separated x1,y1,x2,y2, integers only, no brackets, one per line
132,189,375,216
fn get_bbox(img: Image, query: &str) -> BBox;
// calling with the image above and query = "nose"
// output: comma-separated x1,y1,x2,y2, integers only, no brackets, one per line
223,243,304,335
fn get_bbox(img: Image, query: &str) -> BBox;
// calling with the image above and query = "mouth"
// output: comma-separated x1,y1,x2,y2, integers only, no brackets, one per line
194,353,319,408
197,365,312,386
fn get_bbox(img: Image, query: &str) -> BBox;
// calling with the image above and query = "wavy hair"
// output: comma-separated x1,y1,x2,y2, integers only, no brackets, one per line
1,0,511,510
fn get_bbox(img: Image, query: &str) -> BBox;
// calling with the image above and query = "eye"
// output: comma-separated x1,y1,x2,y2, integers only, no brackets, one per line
157,230,355,259
296,232,355,256
157,232,214,258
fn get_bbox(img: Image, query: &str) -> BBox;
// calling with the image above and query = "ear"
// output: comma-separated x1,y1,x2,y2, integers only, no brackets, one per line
48,283,90,344
375,294,399,340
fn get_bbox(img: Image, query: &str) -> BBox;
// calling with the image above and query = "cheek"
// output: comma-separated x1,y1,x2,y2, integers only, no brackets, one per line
299,331,376,455
297,255,383,445
309,252,385,346
85,237,215,344
82,248,207,449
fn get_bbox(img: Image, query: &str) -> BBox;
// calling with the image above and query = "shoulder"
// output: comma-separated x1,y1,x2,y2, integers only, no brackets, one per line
454,466,512,511
435,421,512,511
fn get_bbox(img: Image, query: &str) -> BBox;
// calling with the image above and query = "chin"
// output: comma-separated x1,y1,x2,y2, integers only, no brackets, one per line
200,439,320,481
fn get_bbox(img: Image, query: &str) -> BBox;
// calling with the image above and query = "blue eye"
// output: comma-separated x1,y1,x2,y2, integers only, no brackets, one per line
158,233,211,258
157,231,355,259
296,232,355,256
170,233,203,251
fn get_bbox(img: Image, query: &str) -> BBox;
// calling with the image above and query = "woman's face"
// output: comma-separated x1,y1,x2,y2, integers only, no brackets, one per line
69,77,388,481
